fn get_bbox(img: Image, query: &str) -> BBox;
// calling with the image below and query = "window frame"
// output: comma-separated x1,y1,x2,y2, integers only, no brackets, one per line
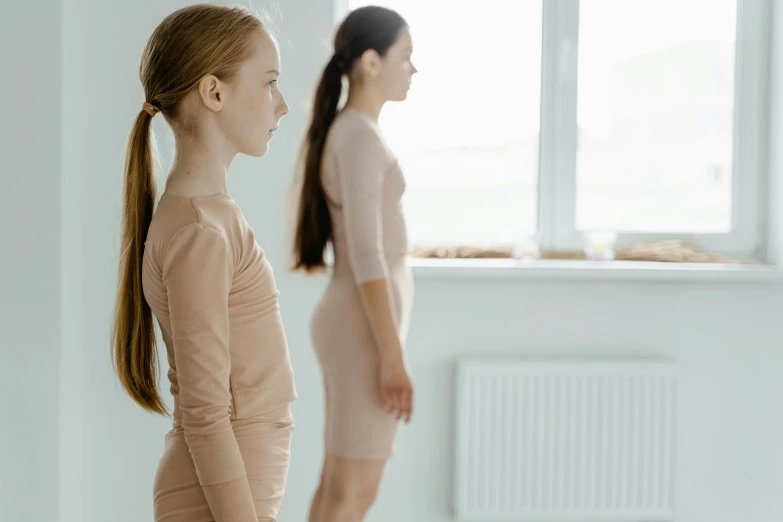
338,0,772,258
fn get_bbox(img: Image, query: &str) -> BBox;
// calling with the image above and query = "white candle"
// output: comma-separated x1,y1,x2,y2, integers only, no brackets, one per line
584,231,617,261
512,235,540,261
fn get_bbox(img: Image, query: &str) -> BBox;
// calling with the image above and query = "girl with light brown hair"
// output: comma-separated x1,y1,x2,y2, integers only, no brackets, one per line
111,5,296,521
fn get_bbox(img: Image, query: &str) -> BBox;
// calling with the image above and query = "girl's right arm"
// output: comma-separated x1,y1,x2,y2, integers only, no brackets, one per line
335,131,414,422
164,224,257,522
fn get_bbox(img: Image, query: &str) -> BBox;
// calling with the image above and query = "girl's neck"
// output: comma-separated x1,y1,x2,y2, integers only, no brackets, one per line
165,128,233,198
344,88,385,121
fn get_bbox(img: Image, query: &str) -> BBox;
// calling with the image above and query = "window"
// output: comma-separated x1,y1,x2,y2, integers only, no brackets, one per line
341,0,770,256
576,0,736,234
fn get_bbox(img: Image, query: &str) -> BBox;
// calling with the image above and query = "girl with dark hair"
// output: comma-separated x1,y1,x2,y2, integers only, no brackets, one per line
292,5,417,521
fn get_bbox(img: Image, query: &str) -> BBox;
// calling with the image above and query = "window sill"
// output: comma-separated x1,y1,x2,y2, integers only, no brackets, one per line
409,258,783,283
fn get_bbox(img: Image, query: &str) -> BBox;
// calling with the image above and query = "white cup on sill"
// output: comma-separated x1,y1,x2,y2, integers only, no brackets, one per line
584,230,617,261
512,233,541,261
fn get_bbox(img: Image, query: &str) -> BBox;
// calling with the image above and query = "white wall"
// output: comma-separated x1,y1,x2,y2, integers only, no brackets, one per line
0,1,62,521
5,1,778,522
769,0,783,266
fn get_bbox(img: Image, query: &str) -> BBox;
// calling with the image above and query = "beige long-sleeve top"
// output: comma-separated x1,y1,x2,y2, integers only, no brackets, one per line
142,193,297,522
322,107,410,284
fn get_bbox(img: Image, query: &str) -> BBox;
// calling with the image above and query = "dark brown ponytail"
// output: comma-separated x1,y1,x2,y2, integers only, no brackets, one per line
292,57,344,272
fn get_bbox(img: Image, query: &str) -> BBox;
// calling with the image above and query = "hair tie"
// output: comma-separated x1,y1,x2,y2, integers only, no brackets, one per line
330,54,344,73
142,101,160,117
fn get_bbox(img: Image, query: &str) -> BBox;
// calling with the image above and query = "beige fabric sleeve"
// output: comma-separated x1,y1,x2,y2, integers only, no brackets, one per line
163,224,257,522
334,130,390,284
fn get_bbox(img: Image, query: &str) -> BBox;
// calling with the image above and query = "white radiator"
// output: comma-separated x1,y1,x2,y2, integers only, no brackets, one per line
454,359,678,521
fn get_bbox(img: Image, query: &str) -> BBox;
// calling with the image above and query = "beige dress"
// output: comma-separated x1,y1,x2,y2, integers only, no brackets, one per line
142,193,297,522
311,108,415,460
